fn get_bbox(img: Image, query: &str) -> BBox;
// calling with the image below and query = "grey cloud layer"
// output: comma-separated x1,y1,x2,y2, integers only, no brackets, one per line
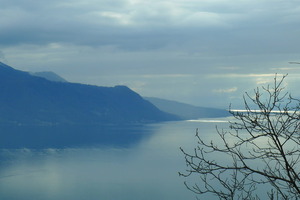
1,0,300,55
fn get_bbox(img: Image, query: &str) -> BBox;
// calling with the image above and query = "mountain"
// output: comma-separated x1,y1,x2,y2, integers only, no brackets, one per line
0,62,178,125
31,71,67,82
31,70,230,120
31,71,229,119
145,97,230,119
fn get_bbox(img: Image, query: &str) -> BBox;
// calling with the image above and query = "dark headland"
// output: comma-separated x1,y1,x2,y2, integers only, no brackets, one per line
0,62,178,126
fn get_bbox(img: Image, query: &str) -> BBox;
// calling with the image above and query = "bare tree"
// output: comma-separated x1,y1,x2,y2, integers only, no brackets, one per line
179,74,300,199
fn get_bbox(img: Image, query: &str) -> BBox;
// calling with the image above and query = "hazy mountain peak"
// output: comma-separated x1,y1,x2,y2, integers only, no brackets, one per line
31,71,67,82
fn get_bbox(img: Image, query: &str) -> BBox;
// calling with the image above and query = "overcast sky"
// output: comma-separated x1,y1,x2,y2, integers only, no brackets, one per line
1,0,300,108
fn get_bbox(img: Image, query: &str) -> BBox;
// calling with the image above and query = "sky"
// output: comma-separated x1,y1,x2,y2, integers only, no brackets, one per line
1,0,300,108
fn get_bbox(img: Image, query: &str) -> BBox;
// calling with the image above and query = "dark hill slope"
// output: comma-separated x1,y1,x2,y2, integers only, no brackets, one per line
0,62,177,125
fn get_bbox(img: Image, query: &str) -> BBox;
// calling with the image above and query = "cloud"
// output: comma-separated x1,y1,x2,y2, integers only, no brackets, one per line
1,0,300,55
271,67,300,71
209,74,281,78
217,66,240,70
98,11,133,25
0,50,7,63
213,87,238,94
140,74,193,78
0,51,5,59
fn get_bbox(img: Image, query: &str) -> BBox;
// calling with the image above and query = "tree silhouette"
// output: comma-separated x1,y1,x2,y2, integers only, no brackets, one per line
180,74,300,199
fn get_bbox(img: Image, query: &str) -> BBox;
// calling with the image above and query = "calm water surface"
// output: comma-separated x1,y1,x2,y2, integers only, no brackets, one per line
0,118,230,200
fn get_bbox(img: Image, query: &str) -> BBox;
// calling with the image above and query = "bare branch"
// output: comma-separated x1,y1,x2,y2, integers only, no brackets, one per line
180,74,300,199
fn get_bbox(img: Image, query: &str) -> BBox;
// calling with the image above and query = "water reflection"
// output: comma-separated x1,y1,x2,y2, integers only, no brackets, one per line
0,124,154,149
0,119,229,200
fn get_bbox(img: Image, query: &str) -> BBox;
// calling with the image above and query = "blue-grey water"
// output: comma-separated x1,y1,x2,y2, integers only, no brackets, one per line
0,118,230,200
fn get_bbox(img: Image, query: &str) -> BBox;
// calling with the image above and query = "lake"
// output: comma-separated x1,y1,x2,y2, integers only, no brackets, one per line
0,118,230,200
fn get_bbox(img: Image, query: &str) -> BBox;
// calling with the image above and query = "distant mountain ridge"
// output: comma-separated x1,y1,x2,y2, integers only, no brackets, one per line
145,97,230,119
0,62,177,125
